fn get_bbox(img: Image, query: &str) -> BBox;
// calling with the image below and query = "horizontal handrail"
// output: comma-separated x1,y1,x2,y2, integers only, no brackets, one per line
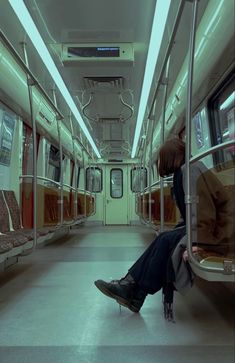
140,141,234,194
190,140,235,164
78,188,86,194
86,191,95,197
149,176,173,189
20,175,60,187
141,176,173,192
63,183,76,192
20,175,92,195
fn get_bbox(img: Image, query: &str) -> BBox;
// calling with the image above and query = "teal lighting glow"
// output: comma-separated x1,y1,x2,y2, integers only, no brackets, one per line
8,0,101,158
131,0,171,158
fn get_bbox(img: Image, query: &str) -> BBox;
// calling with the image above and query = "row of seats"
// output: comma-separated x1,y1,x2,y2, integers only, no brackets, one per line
137,186,178,226
21,182,95,228
0,190,56,257
43,192,94,224
0,188,95,264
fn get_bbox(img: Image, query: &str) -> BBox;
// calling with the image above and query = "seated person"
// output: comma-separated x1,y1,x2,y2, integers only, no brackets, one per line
94,138,234,313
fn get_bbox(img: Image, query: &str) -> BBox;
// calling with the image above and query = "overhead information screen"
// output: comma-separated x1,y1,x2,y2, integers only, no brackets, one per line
68,46,120,58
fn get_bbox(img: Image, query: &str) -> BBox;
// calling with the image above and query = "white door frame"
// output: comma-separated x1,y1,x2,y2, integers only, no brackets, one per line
104,164,129,225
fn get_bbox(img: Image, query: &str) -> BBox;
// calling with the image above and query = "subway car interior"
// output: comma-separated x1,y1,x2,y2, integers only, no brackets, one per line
0,0,234,362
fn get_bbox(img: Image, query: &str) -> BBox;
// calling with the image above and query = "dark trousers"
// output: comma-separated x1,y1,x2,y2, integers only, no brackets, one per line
129,226,186,294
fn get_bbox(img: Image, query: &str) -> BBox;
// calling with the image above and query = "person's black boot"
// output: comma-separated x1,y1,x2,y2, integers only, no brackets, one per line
94,274,146,313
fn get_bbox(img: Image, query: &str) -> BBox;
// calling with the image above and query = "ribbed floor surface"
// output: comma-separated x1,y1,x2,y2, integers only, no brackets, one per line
0,225,234,363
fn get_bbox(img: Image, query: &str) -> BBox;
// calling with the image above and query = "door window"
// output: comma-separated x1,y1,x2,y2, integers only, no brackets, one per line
110,168,123,198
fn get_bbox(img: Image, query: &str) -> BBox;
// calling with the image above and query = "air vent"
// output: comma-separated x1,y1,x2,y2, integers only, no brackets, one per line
84,76,124,90
108,159,123,162
99,117,121,123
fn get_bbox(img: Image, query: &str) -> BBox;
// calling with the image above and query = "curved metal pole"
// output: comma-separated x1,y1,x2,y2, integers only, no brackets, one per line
22,42,37,249
82,93,97,123
185,0,199,265
190,140,235,163
119,93,134,121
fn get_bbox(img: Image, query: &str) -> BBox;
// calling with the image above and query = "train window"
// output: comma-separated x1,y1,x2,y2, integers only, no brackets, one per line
70,160,75,186
77,166,80,188
209,71,235,163
86,167,102,192
46,144,61,182
110,168,123,198
131,167,147,192
193,112,205,149
0,107,16,166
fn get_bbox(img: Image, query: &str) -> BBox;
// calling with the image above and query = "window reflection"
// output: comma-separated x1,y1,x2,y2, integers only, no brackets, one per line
86,167,102,192
210,73,235,163
0,111,15,166
131,167,147,192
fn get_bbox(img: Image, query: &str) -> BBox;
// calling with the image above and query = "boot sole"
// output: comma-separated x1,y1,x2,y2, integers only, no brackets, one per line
94,281,139,313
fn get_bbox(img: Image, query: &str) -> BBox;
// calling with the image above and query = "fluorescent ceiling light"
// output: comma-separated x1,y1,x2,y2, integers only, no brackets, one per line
8,0,101,158
131,0,171,158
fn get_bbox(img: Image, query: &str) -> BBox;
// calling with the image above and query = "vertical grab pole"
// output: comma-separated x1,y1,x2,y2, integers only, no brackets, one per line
53,89,64,226
69,112,77,220
87,159,92,217
91,158,96,216
140,142,145,221
160,56,171,232
185,0,199,258
80,147,86,218
82,148,87,217
22,42,37,249
143,121,149,222
148,100,156,225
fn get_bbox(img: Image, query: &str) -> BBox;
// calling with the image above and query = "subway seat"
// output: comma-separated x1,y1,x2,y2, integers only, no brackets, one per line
0,190,51,257
0,238,13,253
0,191,29,250
139,169,235,271
197,182,235,269
3,190,55,237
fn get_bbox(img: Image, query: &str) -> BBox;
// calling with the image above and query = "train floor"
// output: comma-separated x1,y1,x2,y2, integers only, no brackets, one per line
0,224,234,363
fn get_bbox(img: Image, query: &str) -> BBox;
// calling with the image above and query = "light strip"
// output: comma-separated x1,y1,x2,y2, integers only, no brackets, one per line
220,91,235,110
131,0,171,158
8,0,101,158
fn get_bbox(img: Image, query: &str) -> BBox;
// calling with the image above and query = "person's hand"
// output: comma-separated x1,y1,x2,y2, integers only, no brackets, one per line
183,246,203,261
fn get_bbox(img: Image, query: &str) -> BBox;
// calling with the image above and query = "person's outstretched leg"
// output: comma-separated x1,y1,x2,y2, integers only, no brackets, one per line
95,274,146,312
129,226,186,294
95,226,185,312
